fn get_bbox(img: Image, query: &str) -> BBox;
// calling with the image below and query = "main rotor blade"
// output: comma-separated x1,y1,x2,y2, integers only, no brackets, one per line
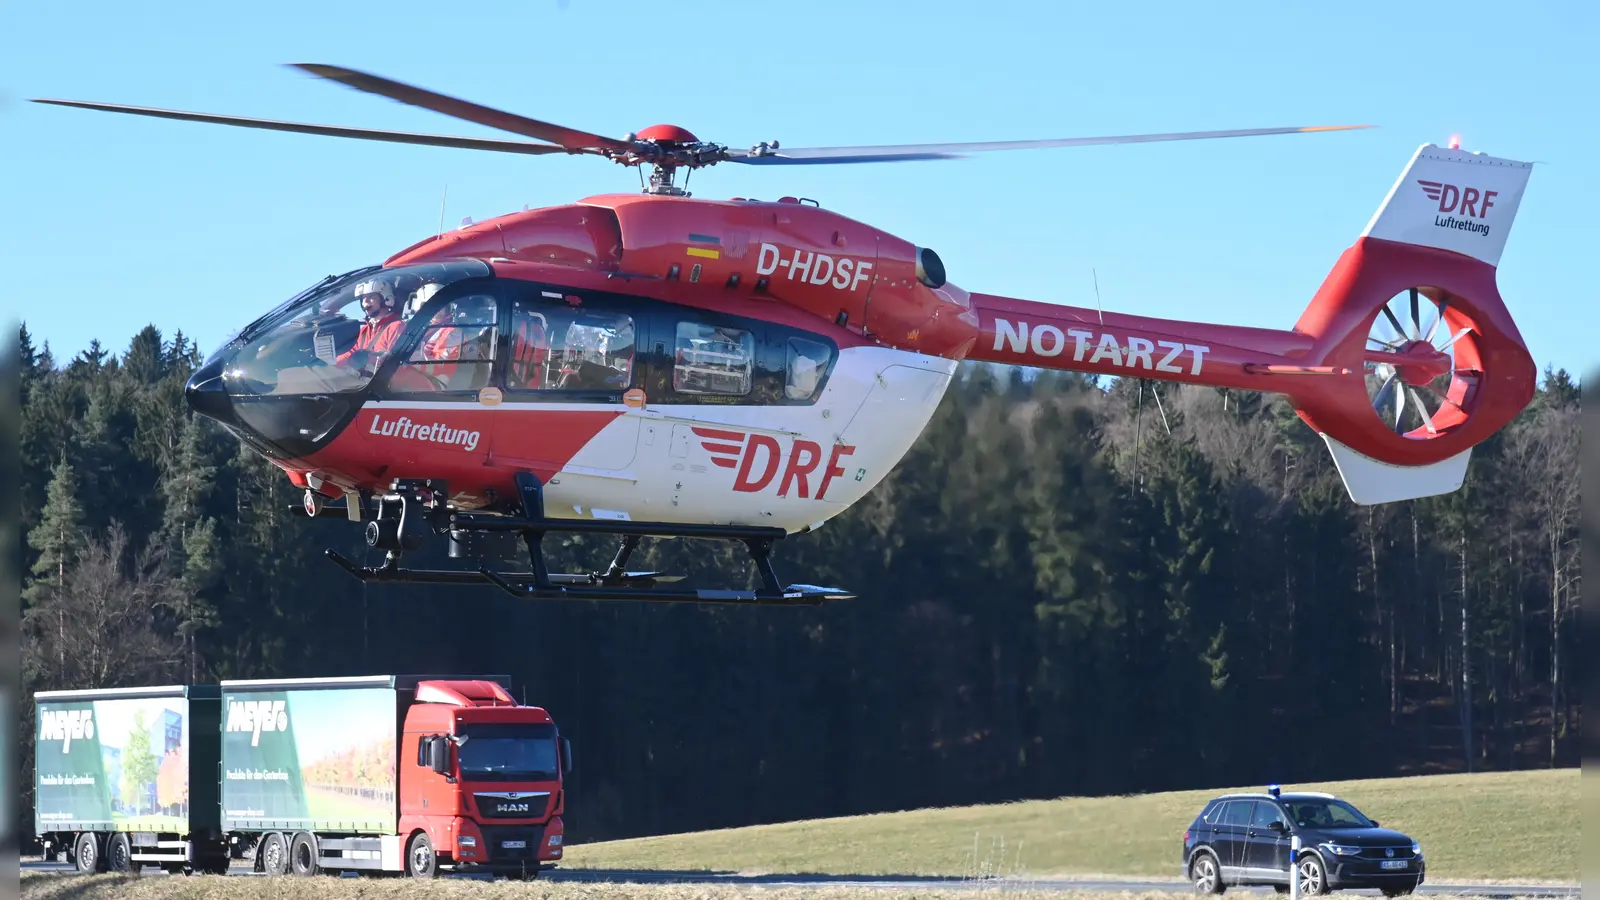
290,63,631,153
726,123,1372,165
30,98,570,156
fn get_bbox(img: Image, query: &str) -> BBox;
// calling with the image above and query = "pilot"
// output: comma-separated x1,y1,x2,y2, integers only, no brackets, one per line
336,278,405,371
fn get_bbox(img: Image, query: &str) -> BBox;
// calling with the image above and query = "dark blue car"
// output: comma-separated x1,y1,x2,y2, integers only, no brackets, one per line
1181,787,1425,896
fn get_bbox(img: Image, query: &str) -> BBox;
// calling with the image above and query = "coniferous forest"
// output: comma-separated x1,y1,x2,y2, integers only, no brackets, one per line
16,323,1582,844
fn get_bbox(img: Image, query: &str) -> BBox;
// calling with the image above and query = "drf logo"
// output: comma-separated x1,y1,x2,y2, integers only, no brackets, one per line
755,242,874,293
39,709,94,753
227,699,289,747
1417,181,1497,219
693,427,856,500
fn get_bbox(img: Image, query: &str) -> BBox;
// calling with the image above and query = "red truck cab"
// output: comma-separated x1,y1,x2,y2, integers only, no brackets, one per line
401,679,569,878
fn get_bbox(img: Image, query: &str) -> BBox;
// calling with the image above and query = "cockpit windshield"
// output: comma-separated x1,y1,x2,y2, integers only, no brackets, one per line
221,259,492,397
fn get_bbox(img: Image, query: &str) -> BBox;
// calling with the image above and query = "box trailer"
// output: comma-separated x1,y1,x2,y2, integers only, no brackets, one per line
220,674,569,878
33,684,228,874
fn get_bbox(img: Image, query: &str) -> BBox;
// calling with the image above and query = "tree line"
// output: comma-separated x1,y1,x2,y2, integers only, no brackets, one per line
16,323,1581,843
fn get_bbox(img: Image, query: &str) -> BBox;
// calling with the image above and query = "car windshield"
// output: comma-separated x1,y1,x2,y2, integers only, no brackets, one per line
1284,798,1374,829
221,259,491,397
457,722,559,782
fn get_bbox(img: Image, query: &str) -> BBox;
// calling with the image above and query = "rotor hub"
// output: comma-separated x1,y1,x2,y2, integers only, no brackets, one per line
1392,341,1452,386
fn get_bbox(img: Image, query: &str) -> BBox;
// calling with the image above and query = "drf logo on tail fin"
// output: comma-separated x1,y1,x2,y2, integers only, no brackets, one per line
39,709,94,752
227,700,289,747
1418,180,1497,237
692,427,856,500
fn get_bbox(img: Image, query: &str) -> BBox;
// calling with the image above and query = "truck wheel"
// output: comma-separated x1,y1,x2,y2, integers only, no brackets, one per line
406,832,437,879
290,832,320,877
74,833,105,874
107,833,137,873
260,833,290,876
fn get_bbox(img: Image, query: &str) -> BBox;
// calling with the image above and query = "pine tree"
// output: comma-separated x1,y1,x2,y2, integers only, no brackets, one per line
26,459,86,607
26,460,86,674
124,325,166,385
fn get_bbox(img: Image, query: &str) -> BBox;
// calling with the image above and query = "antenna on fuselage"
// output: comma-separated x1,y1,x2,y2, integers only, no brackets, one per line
437,183,448,241
1092,268,1105,328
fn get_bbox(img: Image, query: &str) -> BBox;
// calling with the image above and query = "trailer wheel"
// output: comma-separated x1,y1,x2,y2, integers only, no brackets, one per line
73,833,105,874
290,832,320,877
107,833,138,873
260,833,290,876
406,832,437,879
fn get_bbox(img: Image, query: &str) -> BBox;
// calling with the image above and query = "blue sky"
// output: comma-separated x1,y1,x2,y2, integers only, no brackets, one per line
3,0,1594,379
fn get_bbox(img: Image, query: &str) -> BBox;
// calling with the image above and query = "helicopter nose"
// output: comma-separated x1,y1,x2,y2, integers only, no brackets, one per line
184,356,238,428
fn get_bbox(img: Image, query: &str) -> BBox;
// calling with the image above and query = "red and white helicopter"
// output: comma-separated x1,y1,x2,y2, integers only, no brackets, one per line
32,65,1538,605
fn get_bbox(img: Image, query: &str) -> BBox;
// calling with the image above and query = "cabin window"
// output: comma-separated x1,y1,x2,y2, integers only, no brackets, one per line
507,299,635,391
387,294,498,393
384,294,496,392
785,337,832,401
673,322,754,396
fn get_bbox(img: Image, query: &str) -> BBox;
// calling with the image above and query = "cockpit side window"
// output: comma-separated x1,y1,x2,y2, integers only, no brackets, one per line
220,259,492,399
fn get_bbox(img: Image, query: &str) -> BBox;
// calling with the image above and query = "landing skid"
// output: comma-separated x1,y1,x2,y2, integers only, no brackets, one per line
315,473,854,606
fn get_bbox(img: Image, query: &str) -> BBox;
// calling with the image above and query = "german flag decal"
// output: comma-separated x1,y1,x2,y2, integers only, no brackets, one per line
686,233,721,260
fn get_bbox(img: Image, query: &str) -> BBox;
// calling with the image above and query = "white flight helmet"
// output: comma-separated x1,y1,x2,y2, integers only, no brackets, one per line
408,282,445,317
353,279,396,312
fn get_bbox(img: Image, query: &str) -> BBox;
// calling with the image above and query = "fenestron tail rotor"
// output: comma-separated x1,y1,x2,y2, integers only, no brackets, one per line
1363,287,1478,439
30,63,1375,195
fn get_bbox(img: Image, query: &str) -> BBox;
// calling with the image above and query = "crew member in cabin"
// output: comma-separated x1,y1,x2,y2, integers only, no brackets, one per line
336,278,405,371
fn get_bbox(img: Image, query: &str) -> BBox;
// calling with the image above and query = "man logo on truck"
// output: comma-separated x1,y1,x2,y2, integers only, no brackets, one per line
38,709,94,752
227,699,290,747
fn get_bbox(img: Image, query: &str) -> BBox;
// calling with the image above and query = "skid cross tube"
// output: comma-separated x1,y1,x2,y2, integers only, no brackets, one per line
321,471,855,605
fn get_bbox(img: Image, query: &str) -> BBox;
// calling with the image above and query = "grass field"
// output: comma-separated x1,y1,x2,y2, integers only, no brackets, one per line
13,876,1564,900
563,769,1579,883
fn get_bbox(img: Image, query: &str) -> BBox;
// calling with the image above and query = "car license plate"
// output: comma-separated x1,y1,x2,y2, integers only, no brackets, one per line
1380,860,1407,870
502,840,526,849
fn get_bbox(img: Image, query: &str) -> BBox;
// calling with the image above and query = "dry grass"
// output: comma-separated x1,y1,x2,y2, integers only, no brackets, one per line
11,875,1566,900
563,769,1579,882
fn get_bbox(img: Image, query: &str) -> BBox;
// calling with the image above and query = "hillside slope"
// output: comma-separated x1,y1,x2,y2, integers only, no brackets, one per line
563,769,1578,882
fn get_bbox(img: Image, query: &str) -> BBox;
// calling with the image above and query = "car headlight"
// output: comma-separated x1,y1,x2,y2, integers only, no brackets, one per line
458,836,477,848
1412,842,1421,855
547,835,562,847
1325,844,1362,856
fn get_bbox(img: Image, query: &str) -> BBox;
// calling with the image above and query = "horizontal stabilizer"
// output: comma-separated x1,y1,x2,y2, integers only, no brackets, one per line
1320,434,1472,505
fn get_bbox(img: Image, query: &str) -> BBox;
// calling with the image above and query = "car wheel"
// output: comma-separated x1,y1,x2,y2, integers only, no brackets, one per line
1191,851,1224,894
1296,854,1330,896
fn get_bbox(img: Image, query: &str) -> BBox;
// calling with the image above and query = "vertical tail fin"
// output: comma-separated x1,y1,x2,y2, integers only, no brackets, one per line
1292,142,1537,504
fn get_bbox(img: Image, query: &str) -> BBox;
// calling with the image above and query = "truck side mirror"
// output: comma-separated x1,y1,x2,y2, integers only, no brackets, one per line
428,736,451,776
561,737,573,776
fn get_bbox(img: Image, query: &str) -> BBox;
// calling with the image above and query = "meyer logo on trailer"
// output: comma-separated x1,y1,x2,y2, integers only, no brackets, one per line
1417,180,1497,236
991,319,1210,375
227,699,289,747
755,243,875,293
38,709,94,752
693,427,857,500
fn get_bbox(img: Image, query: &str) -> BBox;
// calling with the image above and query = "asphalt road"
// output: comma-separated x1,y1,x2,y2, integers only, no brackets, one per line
17,859,1580,896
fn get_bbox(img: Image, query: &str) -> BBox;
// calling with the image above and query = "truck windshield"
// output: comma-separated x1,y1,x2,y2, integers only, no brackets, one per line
458,723,560,782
